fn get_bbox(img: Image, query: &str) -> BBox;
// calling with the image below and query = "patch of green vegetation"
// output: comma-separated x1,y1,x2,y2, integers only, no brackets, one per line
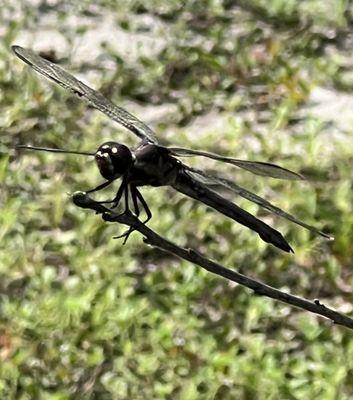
1,1,353,398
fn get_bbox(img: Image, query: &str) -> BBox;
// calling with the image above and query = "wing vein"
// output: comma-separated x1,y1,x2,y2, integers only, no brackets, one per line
12,45,158,144
184,166,333,240
170,147,304,180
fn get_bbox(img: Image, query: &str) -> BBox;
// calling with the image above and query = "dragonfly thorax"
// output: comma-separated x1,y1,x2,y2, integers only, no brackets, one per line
95,141,135,180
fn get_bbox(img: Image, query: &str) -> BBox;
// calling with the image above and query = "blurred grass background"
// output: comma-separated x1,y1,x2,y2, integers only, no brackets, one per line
1,0,353,398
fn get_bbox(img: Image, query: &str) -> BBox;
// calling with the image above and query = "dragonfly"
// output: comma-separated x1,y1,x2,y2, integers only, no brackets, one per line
12,45,333,253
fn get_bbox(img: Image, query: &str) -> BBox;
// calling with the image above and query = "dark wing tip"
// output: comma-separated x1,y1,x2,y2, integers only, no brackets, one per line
11,45,23,55
296,171,307,181
294,172,306,181
11,45,30,64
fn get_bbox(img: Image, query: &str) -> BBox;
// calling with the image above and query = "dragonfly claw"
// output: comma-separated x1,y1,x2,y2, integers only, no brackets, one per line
113,227,135,245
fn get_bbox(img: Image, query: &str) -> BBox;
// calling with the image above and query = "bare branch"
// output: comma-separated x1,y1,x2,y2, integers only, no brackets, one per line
72,191,353,331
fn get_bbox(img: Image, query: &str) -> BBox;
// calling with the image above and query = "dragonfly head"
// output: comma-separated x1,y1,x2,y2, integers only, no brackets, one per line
95,141,135,180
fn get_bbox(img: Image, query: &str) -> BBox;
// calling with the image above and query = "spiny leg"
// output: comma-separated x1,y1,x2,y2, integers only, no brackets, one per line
123,180,130,213
131,185,140,218
85,179,113,194
107,176,128,208
133,186,152,224
90,178,123,205
115,185,142,243
82,180,116,211
114,186,152,244
114,181,134,245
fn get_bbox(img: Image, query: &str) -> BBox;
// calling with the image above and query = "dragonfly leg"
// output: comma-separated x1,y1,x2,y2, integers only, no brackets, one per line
85,179,113,194
115,185,142,244
114,227,135,244
113,186,152,245
95,176,129,208
133,186,152,224
84,179,122,206
130,185,140,217
105,177,127,208
92,178,124,205
113,181,136,244
123,180,131,213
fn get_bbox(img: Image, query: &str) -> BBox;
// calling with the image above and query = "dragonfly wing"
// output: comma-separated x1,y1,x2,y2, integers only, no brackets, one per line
169,147,304,180
185,166,333,240
172,168,293,253
12,45,158,144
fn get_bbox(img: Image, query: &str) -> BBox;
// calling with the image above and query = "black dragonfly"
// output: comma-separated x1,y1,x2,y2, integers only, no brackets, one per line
12,45,333,253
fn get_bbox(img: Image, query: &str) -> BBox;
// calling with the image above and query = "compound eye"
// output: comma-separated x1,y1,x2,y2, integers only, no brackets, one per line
100,144,111,153
95,142,134,180
95,150,109,159
94,149,114,180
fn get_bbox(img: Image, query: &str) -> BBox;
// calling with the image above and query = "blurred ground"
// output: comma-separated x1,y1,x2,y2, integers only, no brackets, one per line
1,1,353,399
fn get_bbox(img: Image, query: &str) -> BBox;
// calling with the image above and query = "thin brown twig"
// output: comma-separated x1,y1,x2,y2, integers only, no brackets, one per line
72,191,353,331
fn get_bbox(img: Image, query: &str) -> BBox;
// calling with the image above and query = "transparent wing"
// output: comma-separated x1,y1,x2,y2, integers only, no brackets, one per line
169,147,304,180
12,45,158,144
184,165,333,240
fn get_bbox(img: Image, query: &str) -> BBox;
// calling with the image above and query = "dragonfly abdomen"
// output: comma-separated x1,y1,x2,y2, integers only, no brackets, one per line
173,170,293,253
